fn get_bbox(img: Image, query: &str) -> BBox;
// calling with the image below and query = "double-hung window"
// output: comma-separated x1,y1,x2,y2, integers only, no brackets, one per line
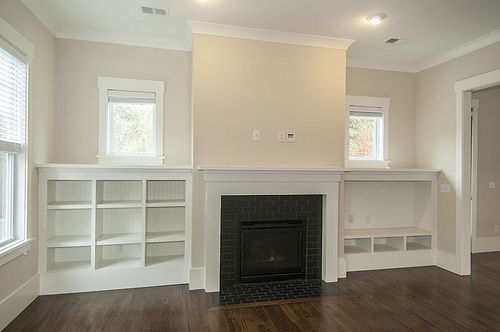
98,77,164,165
345,96,390,168
0,35,28,248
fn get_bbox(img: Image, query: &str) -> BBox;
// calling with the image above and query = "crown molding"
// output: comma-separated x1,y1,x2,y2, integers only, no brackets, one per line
416,29,500,72
347,57,417,73
22,0,59,34
188,20,355,50
56,27,192,52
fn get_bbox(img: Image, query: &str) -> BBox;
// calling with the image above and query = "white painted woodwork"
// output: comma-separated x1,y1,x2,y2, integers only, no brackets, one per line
38,165,192,294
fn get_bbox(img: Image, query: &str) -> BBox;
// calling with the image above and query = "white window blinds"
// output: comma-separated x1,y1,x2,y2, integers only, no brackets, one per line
0,36,27,153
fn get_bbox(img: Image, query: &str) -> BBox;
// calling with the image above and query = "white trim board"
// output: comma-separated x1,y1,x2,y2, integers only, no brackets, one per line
455,68,500,276
472,237,500,253
0,274,39,331
348,29,500,73
56,27,192,52
189,21,355,50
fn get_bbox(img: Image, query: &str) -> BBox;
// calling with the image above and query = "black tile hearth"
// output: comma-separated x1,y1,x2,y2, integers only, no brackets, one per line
212,279,344,306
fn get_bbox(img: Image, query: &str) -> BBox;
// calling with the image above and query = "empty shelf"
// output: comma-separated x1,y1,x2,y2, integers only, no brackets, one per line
146,200,186,208
407,242,431,251
344,245,370,254
374,244,402,253
97,201,142,209
47,235,91,248
345,227,432,239
98,258,141,270
146,255,184,267
48,260,91,272
48,201,92,210
97,233,142,245
146,231,185,243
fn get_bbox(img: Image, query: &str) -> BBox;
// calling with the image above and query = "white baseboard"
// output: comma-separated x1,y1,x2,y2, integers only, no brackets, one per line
0,274,39,330
338,258,347,278
472,236,500,253
189,267,205,290
435,249,459,274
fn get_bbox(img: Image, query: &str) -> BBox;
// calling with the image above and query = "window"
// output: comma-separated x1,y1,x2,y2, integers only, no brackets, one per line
345,96,390,168
0,34,28,248
98,77,164,165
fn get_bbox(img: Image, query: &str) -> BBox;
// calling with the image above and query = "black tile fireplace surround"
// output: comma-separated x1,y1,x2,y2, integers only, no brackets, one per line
220,195,323,291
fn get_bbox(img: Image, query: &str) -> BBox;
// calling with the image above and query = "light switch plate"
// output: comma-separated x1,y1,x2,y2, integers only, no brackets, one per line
489,181,496,189
495,225,500,234
277,131,286,142
440,184,451,193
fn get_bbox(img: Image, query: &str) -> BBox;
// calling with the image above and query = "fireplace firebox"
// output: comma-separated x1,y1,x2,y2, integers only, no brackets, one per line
238,220,306,283
220,195,323,290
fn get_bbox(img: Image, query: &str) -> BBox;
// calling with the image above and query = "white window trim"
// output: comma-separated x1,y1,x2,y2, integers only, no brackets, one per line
97,76,165,166
0,17,33,256
345,95,390,169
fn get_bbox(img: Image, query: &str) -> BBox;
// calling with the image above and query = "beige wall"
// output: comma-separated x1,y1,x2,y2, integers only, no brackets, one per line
53,39,192,166
472,86,500,238
415,41,500,254
0,0,55,301
191,34,347,267
346,68,416,168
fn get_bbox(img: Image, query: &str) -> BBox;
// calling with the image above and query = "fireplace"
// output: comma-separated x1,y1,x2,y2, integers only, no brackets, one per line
220,195,323,290
238,220,306,283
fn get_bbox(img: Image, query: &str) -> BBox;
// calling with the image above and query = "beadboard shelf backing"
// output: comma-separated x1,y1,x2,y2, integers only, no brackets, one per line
342,172,438,273
38,166,192,295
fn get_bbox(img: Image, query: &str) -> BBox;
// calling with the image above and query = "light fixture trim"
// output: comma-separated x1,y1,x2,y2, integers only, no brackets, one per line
367,13,388,25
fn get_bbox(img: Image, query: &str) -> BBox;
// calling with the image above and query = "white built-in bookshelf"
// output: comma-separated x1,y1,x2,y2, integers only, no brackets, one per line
340,169,439,274
38,165,192,295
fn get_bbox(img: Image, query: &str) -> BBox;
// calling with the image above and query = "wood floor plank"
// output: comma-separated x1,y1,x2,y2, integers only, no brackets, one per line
6,253,500,332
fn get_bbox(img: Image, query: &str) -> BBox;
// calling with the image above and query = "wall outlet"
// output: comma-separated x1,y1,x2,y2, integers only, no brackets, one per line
348,215,354,223
277,131,286,142
495,225,500,234
489,181,496,189
286,132,296,143
252,130,260,141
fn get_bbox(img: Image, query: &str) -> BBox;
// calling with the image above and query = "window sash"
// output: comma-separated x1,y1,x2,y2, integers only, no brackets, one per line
348,113,384,161
0,152,15,247
0,37,27,151
107,99,157,156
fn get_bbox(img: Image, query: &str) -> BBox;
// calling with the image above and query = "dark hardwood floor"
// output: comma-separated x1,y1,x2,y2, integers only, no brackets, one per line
6,252,500,331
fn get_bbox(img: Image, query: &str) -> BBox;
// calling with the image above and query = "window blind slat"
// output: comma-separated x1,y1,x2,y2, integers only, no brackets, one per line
0,39,27,149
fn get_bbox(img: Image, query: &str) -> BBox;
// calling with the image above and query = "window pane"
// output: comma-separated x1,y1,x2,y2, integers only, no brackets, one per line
110,102,155,155
0,152,10,243
349,116,378,159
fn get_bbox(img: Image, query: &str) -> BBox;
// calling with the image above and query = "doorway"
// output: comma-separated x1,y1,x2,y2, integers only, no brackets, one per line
456,68,500,275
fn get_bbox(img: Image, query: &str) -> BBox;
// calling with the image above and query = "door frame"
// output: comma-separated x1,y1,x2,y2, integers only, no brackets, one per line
455,68,500,275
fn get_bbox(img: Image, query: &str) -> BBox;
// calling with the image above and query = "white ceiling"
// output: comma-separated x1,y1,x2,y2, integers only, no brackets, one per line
23,0,500,72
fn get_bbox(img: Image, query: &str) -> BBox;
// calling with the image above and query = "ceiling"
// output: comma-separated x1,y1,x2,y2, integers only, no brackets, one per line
23,0,500,72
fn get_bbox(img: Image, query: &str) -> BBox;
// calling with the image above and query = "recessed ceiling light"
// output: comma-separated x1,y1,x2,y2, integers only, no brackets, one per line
367,13,387,25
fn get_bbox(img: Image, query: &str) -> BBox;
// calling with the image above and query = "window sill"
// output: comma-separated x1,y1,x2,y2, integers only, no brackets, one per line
0,238,35,267
345,160,391,169
97,155,165,166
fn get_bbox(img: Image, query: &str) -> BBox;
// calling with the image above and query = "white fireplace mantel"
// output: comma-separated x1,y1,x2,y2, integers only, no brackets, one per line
199,166,343,292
